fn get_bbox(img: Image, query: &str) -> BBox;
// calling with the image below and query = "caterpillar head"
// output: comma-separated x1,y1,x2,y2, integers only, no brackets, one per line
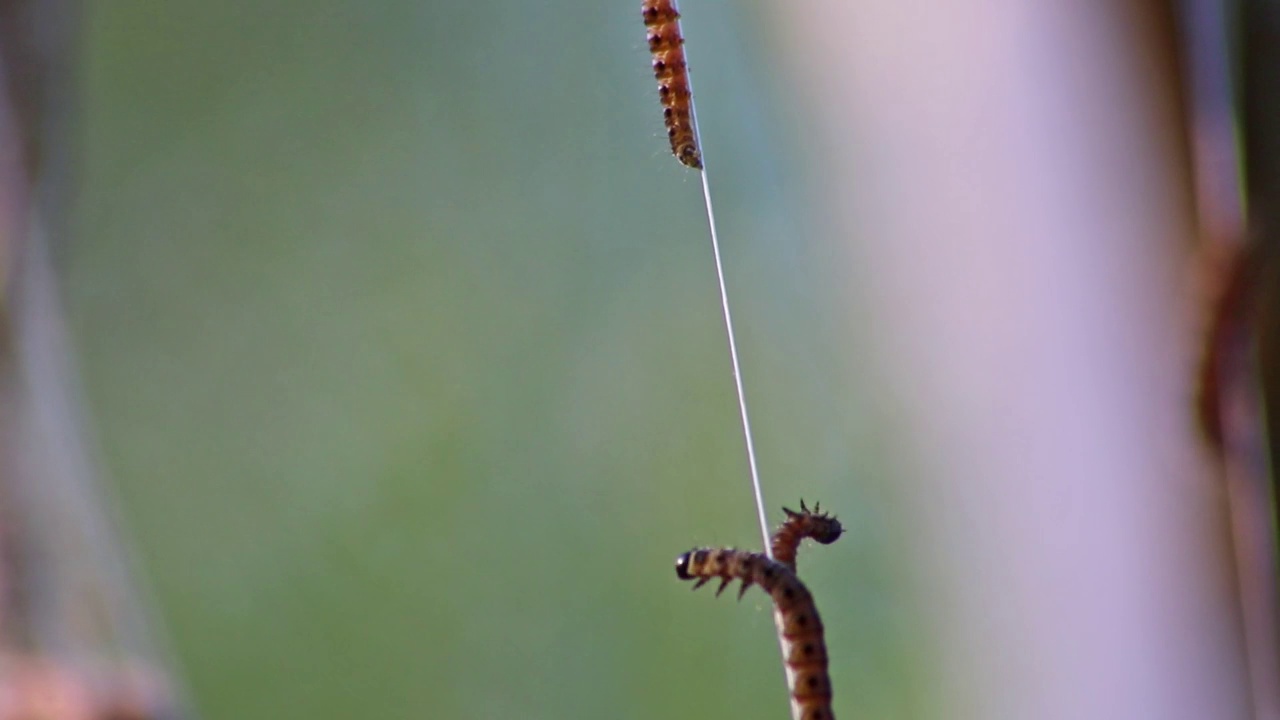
676,142,703,169
674,551,694,580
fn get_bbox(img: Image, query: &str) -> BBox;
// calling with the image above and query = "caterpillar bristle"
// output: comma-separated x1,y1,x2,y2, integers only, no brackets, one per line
715,577,733,596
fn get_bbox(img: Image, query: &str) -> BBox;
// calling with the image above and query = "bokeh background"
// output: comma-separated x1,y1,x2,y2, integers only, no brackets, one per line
3,0,1268,718
62,1,915,718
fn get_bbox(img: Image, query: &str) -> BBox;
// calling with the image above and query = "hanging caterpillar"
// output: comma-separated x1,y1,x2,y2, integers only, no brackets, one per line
642,0,703,169
675,548,835,720
771,500,844,573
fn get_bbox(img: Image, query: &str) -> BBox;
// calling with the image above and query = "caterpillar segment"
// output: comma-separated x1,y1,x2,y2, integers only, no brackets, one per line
642,0,702,169
675,548,836,720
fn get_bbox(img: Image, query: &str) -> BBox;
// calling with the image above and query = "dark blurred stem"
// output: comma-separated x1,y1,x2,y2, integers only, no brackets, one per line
1205,0,1280,716
0,23,33,651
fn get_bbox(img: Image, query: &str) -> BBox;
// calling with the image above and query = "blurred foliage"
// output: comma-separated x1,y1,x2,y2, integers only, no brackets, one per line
62,0,925,717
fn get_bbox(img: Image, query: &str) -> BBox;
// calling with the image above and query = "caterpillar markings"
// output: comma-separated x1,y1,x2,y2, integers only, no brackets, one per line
642,0,703,169
675,548,835,720
771,500,844,573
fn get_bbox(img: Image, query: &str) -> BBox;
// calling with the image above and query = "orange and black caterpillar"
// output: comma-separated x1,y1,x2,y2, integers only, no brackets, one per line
771,500,844,573
676,548,835,720
642,0,703,169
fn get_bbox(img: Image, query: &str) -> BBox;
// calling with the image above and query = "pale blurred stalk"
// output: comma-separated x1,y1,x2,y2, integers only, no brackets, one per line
0,5,188,717
773,2,1253,718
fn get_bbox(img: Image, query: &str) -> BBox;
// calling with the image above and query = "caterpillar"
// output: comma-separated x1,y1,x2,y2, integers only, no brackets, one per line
675,548,835,720
642,0,703,169
771,500,844,573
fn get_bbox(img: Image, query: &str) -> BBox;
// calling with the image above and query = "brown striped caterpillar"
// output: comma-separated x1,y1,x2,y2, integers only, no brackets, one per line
771,500,844,573
675,548,835,720
642,0,703,169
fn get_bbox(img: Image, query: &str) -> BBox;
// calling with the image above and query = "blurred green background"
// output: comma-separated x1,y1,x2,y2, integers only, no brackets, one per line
62,1,922,717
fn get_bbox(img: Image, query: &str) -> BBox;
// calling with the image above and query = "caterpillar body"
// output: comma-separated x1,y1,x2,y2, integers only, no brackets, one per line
642,0,703,169
675,548,835,720
771,500,844,573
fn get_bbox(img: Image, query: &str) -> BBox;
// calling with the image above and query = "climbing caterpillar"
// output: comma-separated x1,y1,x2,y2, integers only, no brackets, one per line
642,0,702,169
675,548,835,720
675,502,841,719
